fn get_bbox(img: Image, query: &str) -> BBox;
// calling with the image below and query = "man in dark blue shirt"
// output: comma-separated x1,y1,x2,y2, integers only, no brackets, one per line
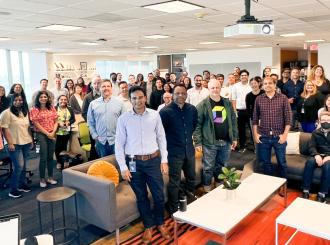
159,84,198,214
282,67,304,130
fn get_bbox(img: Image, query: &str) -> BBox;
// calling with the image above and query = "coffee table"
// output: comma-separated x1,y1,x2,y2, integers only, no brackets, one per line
173,173,287,245
276,197,330,245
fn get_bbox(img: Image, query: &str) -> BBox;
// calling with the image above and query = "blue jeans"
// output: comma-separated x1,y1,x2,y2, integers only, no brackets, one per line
301,121,316,133
128,156,164,228
202,142,231,186
95,141,114,157
257,136,287,178
302,157,330,194
7,143,31,191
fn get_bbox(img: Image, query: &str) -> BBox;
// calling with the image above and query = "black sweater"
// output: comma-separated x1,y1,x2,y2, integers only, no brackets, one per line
245,90,264,119
297,93,323,122
149,89,164,110
310,128,330,157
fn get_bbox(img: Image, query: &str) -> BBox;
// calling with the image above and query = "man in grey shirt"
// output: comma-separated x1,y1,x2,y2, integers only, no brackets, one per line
87,79,125,157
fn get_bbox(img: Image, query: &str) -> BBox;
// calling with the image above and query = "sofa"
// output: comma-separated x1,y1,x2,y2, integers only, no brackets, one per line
253,132,322,183
62,154,203,244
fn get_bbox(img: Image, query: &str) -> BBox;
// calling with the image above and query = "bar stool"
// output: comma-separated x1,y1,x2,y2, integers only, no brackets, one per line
37,187,79,245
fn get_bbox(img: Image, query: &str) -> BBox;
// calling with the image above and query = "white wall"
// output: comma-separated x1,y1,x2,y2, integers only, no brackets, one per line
318,43,330,77
186,47,280,79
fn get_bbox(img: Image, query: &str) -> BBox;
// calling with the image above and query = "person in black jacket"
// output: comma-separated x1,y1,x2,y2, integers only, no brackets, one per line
297,81,323,132
55,95,75,169
302,111,330,203
0,86,9,114
149,79,164,110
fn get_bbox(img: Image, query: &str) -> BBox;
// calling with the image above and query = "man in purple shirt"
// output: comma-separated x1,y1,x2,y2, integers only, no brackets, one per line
253,77,292,182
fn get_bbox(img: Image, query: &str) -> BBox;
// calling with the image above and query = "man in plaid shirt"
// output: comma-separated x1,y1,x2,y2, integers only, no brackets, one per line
252,77,292,181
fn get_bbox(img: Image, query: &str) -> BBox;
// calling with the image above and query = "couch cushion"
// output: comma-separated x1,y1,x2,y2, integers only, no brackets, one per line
87,160,120,186
299,132,312,156
286,132,300,154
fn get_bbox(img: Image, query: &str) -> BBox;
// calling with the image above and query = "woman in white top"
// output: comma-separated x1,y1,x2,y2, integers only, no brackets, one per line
69,83,83,115
0,93,33,198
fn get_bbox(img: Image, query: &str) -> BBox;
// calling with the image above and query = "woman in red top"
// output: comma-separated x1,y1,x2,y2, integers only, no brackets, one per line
30,91,58,188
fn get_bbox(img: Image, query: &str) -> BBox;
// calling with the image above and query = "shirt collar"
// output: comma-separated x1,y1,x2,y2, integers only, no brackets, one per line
130,107,149,116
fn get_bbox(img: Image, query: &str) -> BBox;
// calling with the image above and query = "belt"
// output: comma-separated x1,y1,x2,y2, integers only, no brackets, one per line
127,150,160,161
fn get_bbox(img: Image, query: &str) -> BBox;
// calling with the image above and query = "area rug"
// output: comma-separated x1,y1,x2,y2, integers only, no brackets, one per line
93,190,329,245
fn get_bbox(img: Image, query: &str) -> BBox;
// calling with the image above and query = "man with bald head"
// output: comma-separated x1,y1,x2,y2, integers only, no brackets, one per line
193,79,238,193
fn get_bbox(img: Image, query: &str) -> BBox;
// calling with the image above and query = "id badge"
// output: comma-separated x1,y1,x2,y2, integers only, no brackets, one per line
129,160,136,172
301,107,305,114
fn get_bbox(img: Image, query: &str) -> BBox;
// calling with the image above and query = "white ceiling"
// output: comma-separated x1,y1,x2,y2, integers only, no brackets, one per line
0,0,329,56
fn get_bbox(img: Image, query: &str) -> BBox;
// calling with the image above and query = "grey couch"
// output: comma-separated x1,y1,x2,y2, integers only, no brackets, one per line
62,154,202,244
254,132,322,183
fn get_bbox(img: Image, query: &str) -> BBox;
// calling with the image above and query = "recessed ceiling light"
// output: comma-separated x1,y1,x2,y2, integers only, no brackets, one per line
0,37,11,41
144,34,170,39
185,48,198,51
199,41,220,45
305,39,325,43
37,24,84,31
280,32,305,37
80,42,100,46
143,1,203,13
141,51,153,54
140,46,158,49
238,44,253,47
33,48,51,51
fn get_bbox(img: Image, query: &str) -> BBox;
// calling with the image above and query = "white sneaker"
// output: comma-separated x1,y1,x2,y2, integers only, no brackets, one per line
40,180,47,188
47,178,57,185
56,163,62,169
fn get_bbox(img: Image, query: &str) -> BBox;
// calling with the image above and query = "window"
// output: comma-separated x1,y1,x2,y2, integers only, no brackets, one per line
0,49,9,92
10,50,21,84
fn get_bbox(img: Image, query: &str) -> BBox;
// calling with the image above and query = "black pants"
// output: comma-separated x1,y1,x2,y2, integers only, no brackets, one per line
167,155,196,214
237,109,250,149
55,134,70,168
89,134,99,161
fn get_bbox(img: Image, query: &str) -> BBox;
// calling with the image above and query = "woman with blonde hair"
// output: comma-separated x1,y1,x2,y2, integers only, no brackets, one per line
308,65,330,102
297,81,323,132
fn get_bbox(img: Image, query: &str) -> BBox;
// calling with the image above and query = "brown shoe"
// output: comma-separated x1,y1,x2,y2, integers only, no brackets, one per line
278,186,285,197
142,228,152,244
157,225,171,240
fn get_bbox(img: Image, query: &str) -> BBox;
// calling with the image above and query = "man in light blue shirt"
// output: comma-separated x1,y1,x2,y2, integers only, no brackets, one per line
115,86,170,244
87,79,125,157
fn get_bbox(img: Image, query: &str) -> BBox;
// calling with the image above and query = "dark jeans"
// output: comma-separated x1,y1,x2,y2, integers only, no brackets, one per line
55,134,70,165
167,155,196,214
89,135,99,161
301,121,316,133
257,136,287,178
37,132,55,179
96,141,114,157
128,156,164,228
7,143,30,191
202,142,231,186
302,157,330,194
237,109,250,148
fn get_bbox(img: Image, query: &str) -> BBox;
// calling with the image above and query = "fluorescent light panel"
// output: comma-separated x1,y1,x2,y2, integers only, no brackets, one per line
0,37,11,41
199,41,220,45
305,39,325,43
143,1,203,13
37,24,84,31
140,46,158,49
280,32,305,37
145,34,170,39
80,42,100,46
96,50,112,53
238,44,253,47
185,48,197,51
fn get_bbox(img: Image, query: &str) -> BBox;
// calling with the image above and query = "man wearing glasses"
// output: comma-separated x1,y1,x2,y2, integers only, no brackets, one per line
186,74,209,106
231,69,252,153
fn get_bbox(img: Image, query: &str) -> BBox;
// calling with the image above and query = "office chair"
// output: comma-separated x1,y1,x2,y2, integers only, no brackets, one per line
0,150,12,189
78,122,91,158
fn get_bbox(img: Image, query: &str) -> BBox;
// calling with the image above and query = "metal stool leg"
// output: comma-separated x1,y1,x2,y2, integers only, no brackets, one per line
50,202,55,244
62,200,67,239
74,194,80,244
38,201,42,234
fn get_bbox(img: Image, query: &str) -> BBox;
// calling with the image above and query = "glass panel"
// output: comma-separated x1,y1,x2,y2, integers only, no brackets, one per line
0,49,9,92
10,50,21,84
22,52,31,102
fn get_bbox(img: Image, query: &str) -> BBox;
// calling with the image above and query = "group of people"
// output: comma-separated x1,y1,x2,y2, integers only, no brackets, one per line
1,64,330,243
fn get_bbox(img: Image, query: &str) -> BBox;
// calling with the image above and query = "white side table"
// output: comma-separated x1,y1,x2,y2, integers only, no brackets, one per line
276,197,330,245
20,234,53,245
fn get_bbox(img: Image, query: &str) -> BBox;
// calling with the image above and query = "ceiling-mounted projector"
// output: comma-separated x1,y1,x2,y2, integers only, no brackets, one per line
224,0,274,38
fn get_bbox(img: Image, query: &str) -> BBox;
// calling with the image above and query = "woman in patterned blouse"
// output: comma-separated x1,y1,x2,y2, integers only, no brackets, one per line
30,91,58,188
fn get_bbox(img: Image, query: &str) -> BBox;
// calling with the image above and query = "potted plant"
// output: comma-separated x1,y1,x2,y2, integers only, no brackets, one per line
218,167,241,199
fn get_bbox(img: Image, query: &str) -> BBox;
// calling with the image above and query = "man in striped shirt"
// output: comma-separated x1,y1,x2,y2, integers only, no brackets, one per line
253,77,292,181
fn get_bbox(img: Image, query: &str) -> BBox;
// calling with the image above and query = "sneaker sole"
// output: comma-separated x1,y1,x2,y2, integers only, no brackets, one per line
9,193,22,198
18,189,31,193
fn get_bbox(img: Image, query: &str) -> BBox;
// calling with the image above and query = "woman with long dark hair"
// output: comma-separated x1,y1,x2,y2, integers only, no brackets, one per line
69,83,84,115
30,91,58,187
65,79,75,99
55,95,75,169
0,93,33,198
7,83,27,103
77,77,90,96
0,85,9,114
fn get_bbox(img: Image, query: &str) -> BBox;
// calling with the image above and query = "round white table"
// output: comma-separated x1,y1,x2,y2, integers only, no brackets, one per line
20,234,53,245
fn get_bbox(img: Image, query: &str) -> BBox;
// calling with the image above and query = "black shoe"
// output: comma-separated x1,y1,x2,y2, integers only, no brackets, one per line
9,190,22,198
18,184,31,193
317,193,326,203
302,191,309,199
